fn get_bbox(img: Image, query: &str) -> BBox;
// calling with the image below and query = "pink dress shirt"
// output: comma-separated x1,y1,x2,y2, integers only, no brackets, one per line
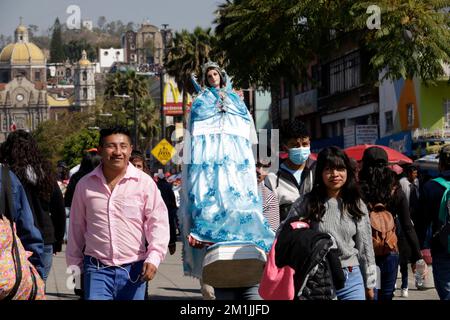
66,164,169,269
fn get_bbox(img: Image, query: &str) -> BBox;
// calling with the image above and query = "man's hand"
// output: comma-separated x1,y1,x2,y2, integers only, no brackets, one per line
141,262,157,282
187,234,206,249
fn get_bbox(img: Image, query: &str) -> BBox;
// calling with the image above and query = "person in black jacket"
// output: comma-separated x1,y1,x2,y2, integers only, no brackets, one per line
0,130,66,283
156,171,178,255
64,150,101,208
359,146,425,300
419,145,450,300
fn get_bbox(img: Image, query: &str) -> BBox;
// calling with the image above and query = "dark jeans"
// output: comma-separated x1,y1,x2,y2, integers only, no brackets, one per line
399,260,409,289
214,284,262,300
432,252,450,300
375,252,399,300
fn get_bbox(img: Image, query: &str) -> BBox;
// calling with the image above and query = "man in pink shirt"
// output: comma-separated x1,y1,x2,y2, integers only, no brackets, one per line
66,127,169,300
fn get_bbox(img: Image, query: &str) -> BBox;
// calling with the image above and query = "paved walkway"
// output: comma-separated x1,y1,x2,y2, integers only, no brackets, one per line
45,243,439,300
45,242,202,300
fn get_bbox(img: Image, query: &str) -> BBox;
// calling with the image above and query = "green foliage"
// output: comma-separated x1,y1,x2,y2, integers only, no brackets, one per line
103,70,157,145
49,18,65,63
64,39,97,62
351,0,450,83
62,128,100,168
33,112,91,166
215,0,450,89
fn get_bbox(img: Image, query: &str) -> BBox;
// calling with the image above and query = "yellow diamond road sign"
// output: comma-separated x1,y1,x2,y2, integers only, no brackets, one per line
151,139,176,165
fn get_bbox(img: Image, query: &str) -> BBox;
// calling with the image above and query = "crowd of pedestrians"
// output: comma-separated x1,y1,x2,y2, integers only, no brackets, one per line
1,61,449,301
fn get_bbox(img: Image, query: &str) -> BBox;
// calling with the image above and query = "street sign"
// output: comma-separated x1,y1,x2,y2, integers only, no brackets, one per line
151,139,176,165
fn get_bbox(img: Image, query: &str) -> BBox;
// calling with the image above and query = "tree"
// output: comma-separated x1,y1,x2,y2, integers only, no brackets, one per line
62,128,100,168
104,70,151,144
214,0,325,125
49,18,65,63
28,24,39,38
350,0,450,84
64,39,96,62
138,97,160,152
33,112,91,166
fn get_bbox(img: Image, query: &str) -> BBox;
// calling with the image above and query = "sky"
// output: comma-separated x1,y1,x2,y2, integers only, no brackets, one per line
0,0,221,36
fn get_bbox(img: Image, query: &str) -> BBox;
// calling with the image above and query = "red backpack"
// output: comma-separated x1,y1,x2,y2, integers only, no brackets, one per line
369,203,398,256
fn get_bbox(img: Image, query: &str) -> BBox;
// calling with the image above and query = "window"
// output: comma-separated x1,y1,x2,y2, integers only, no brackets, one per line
83,88,88,99
34,71,40,81
385,111,394,132
82,71,87,81
444,99,450,128
104,51,109,56
328,51,360,95
407,103,414,127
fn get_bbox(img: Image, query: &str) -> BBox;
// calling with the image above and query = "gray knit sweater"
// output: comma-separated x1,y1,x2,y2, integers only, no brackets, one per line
284,196,377,289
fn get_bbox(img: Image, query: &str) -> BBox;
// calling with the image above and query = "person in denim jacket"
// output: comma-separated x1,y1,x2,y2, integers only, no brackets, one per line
0,164,45,277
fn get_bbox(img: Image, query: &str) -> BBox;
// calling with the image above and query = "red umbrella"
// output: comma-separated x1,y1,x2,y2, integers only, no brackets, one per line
344,144,413,164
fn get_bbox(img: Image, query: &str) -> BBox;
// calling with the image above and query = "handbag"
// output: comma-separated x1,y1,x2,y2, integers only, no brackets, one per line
0,165,45,300
202,241,267,288
258,220,309,300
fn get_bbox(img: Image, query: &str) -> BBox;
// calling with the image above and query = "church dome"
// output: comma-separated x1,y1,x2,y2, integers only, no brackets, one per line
15,24,28,33
0,21,45,65
78,50,91,66
0,42,46,65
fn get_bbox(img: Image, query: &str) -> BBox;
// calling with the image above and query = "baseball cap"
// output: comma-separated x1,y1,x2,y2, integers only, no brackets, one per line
362,146,388,166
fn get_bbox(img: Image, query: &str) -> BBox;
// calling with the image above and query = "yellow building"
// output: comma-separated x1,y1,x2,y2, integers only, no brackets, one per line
0,21,48,141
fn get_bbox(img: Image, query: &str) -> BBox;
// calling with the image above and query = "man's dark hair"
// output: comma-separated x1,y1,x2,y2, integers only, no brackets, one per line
130,150,145,162
99,126,132,146
405,164,418,175
281,120,310,145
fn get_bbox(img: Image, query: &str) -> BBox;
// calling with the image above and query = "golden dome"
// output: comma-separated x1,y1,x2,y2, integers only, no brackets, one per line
78,50,91,66
0,42,45,64
78,58,91,66
16,24,27,33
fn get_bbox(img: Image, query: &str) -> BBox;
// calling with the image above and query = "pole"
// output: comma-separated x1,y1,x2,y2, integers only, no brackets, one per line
133,90,138,147
160,24,169,141
160,67,165,141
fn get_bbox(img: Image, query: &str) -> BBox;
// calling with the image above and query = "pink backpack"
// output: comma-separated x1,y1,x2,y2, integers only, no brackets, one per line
259,221,309,300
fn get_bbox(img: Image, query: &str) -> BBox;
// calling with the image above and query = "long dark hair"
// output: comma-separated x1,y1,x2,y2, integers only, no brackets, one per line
0,130,54,201
359,156,399,207
303,146,365,222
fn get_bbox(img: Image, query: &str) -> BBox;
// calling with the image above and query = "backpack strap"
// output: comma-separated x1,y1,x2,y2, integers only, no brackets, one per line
1,165,23,300
432,177,450,224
